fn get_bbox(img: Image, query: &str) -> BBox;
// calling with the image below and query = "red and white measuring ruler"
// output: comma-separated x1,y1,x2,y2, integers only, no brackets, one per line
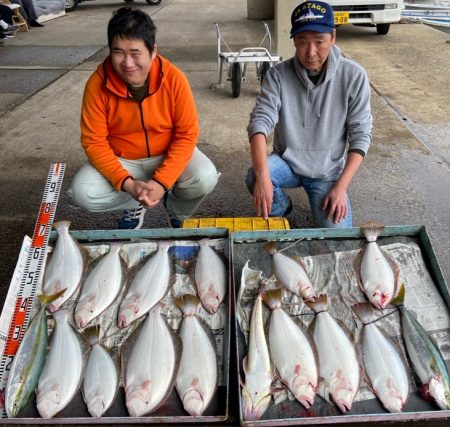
0,162,65,417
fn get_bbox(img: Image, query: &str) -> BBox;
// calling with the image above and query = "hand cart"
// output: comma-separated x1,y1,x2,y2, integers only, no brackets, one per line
215,22,281,98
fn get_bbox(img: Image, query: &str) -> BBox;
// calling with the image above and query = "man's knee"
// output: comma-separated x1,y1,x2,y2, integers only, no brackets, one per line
196,166,220,196
68,176,96,211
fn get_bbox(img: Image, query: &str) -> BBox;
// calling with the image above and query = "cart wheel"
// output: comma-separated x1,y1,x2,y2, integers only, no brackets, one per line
260,62,271,86
231,62,241,98
146,0,162,4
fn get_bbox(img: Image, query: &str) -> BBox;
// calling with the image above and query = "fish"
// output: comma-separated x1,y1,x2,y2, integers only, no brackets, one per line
42,220,84,312
395,286,450,409
175,294,217,416
306,294,360,413
262,289,318,409
5,290,66,418
75,242,123,329
352,302,409,412
36,309,84,419
264,242,317,302
240,292,272,421
356,221,399,309
118,241,171,328
125,304,180,417
194,239,227,314
82,327,118,418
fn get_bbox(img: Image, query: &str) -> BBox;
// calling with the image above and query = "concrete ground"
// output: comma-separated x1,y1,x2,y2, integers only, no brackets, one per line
0,0,449,424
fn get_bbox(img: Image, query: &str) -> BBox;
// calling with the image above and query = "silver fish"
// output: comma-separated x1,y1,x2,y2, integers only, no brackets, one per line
263,289,318,409
264,242,317,301
118,241,171,328
125,304,179,417
82,328,118,418
175,295,217,416
357,221,399,309
5,291,65,418
75,242,123,329
241,293,272,421
396,286,450,409
194,239,227,314
42,220,84,312
36,310,84,418
353,302,409,412
307,294,360,413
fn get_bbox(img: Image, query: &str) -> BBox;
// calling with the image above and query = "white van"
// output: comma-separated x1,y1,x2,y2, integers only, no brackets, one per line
327,0,404,35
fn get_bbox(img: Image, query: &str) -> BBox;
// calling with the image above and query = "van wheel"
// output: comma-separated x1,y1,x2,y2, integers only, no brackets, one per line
376,23,390,35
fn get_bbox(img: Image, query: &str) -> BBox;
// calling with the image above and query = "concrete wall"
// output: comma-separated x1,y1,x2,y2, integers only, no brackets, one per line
247,0,275,20
274,0,299,61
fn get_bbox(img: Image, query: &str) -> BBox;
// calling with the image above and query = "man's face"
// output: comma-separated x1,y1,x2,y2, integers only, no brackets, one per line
110,36,155,87
294,31,335,72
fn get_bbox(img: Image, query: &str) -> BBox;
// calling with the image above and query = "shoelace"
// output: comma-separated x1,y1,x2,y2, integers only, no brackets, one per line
122,207,142,221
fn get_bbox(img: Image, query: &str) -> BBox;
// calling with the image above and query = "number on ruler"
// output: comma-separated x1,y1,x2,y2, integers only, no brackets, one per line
19,298,28,312
4,356,14,372
38,224,46,237
32,248,42,260
26,271,35,285
49,182,57,193
44,203,51,214
12,326,21,342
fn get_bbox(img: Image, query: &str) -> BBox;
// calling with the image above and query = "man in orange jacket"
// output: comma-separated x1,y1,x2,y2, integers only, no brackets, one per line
69,7,219,229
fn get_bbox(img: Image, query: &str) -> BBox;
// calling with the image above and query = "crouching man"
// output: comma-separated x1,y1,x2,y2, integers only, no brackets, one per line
69,7,219,229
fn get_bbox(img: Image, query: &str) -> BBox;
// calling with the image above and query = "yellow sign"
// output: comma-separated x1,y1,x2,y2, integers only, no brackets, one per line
334,11,350,25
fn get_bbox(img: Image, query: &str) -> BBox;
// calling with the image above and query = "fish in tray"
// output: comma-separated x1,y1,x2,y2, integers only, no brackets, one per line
82,327,118,418
175,294,218,416
124,304,180,417
42,221,85,312
306,294,360,413
75,242,123,329
5,290,65,418
352,302,409,412
262,289,318,409
36,309,84,418
354,221,400,309
241,292,272,421
264,242,317,302
194,238,227,314
395,287,450,409
118,240,172,328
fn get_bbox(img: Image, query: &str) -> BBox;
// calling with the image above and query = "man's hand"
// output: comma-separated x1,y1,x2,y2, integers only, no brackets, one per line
322,184,347,224
123,178,165,209
253,175,273,220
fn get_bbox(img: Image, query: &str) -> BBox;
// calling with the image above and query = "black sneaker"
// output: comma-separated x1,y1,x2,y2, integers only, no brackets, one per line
29,20,45,27
6,25,19,32
118,205,146,229
161,192,182,228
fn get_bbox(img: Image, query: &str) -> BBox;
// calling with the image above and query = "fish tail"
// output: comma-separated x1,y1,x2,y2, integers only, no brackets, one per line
263,242,277,255
83,325,101,346
360,221,385,242
158,240,172,250
262,289,282,310
38,288,67,306
391,283,406,306
198,238,210,247
305,293,328,313
352,302,376,324
109,242,123,253
53,220,71,232
52,309,69,323
174,294,200,316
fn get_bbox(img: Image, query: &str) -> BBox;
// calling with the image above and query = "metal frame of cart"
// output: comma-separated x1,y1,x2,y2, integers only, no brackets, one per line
215,22,281,98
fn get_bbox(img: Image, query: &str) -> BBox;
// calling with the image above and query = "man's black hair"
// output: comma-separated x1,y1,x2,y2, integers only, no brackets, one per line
107,7,157,54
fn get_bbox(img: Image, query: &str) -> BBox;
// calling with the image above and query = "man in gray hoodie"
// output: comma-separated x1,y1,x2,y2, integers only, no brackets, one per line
246,1,372,228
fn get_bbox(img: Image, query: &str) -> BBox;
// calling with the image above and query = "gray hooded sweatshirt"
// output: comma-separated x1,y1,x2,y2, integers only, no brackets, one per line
247,45,372,180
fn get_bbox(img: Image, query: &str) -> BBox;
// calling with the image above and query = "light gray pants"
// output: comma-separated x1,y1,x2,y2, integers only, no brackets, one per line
68,148,220,220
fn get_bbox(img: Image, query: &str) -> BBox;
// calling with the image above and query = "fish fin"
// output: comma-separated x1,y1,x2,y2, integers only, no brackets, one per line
360,221,385,242
263,241,277,255
352,302,375,325
305,293,327,313
261,289,282,310
379,247,401,301
174,294,200,316
353,245,365,286
38,288,67,306
391,283,406,306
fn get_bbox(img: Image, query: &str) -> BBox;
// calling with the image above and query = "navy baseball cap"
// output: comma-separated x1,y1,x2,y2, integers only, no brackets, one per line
290,1,335,38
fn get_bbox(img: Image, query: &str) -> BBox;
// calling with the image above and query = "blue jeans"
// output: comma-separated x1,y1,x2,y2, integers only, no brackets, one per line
246,153,353,228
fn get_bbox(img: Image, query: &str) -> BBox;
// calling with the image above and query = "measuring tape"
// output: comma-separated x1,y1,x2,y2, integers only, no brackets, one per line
0,162,65,417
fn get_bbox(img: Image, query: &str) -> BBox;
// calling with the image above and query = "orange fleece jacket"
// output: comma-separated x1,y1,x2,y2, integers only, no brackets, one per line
80,55,199,191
